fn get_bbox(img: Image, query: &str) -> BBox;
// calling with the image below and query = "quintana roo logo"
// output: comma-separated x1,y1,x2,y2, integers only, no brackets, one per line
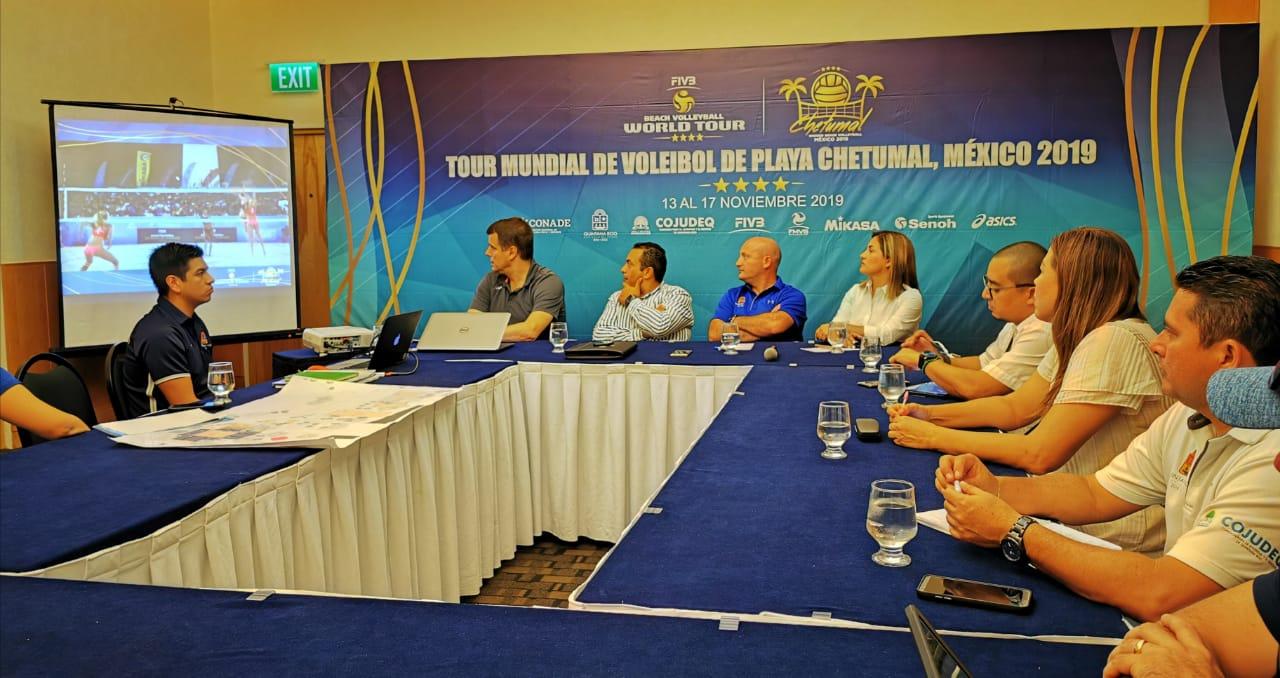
672,89,696,113
779,67,884,139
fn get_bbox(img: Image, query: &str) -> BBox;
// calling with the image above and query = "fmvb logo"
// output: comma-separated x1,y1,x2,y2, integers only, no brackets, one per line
779,67,884,140
788,212,810,236
671,76,697,113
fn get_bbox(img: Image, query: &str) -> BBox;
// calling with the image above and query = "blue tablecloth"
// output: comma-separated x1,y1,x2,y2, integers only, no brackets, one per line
0,576,1111,677
0,360,513,573
576,366,1129,639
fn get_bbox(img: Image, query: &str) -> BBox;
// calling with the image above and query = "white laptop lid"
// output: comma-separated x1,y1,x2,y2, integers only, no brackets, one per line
417,312,511,351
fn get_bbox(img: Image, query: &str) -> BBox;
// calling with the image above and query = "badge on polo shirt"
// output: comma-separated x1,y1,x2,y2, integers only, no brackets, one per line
736,296,745,306
199,331,210,348
1177,450,1197,476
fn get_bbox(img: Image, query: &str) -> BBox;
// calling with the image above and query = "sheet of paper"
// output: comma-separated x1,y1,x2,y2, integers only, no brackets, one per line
917,508,1120,550
115,378,459,449
715,342,755,352
95,408,221,437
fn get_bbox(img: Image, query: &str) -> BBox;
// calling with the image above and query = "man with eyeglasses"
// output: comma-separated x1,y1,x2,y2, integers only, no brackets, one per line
892,241,1051,399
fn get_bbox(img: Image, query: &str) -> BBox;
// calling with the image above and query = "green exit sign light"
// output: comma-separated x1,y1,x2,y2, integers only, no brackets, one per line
271,62,320,93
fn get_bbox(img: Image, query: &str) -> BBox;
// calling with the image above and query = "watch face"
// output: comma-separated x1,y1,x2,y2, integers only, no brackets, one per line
1001,538,1021,562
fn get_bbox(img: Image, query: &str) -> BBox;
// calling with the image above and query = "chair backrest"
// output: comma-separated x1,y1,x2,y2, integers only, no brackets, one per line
105,341,130,421
15,353,98,447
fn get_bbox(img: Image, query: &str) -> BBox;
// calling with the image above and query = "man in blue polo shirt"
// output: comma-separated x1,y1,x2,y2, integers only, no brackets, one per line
120,243,215,418
708,236,807,343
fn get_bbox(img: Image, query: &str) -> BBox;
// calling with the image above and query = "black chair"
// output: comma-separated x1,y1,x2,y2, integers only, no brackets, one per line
105,341,130,421
14,353,98,447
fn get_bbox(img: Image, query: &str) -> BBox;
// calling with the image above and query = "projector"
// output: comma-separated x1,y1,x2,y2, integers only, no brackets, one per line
302,326,375,355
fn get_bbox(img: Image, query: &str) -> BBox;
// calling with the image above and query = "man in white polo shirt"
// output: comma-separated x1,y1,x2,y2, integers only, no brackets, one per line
934,255,1280,621
892,242,1051,399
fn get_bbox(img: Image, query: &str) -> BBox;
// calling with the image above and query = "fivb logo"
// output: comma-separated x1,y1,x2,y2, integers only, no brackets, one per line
824,218,880,232
733,216,768,233
671,76,698,113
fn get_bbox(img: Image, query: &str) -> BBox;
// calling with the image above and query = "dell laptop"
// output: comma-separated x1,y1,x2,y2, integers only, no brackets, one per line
416,312,513,351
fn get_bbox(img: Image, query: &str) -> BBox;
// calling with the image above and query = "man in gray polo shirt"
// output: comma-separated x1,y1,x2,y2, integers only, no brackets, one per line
469,217,566,341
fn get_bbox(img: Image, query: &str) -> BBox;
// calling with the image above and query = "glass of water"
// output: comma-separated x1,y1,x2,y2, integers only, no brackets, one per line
816,400,851,460
828,323,847,354
207,361,235,407
867,479,917,567
721,323,741,355
860,335,882,373
879,363,906,409
549,322,569,353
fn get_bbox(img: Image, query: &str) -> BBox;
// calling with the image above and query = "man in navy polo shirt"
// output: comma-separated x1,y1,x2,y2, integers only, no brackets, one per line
708,236,807,343
120,243,215,418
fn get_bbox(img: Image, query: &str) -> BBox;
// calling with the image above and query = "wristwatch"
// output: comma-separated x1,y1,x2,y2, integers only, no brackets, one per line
918,351,942,373
1001,515,1035,564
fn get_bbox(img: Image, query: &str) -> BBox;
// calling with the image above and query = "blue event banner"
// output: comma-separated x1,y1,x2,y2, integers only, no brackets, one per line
325,25,1257,349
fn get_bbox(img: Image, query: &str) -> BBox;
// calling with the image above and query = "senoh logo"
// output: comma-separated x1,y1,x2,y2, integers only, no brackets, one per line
824,218,879,232
894,215,957,230
970,213,1017,229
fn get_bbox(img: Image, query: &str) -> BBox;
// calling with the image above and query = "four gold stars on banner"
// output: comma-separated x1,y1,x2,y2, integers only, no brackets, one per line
712,176,791,192
670,133,706,142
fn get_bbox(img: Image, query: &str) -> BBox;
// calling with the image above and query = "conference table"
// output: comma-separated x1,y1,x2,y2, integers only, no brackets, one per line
1,340,1125,674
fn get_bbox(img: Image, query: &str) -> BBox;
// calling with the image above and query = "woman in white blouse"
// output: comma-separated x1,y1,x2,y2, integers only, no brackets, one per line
814,231,922,345
887,226,1171,553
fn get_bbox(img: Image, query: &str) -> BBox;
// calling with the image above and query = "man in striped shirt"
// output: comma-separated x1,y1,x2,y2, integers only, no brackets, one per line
592,242,694,342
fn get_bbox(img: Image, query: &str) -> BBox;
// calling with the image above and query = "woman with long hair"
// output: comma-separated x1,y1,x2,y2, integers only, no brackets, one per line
814,230,922,344
888,226,1171,552
81,210,120,271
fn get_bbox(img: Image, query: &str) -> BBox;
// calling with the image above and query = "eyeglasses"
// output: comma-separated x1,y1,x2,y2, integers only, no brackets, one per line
982,276,1035,294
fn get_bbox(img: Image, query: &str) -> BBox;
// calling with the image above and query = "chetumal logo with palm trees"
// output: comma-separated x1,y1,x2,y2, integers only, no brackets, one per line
779,67,885,140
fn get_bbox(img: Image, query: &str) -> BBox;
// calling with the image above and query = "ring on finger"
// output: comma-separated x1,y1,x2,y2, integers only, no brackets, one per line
1134,639,1146,655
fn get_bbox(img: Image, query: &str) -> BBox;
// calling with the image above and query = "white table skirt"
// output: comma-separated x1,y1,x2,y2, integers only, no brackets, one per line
27,363,750,602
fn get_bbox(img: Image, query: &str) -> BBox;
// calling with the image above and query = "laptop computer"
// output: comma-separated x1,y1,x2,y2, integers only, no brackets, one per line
329,310,424,371
905,604,974,678
416,312,513,351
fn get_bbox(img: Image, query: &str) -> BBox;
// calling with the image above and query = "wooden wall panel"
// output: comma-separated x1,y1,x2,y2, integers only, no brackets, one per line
1209,0,1259,23
294,129,330,329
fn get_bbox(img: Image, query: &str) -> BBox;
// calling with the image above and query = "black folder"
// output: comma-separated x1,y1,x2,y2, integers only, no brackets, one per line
564,340,638,360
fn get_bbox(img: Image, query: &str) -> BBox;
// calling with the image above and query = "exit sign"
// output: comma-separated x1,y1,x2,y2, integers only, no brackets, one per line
270,62,320,93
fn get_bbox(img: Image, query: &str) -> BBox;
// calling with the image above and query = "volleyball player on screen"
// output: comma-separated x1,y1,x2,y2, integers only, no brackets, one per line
200,212,216,255
239,183,265,255
80,210,120,271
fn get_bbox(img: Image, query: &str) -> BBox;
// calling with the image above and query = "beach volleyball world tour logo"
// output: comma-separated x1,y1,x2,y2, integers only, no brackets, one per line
779,67,885,141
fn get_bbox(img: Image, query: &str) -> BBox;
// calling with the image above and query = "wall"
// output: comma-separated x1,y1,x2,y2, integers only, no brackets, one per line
204,0,1277,251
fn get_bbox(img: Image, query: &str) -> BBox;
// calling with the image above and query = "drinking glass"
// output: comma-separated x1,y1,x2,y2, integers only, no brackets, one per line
549,322,569,353
827,323,847,355
860,335,882,373
866,479,917,567
879,363,906,409
816,400,851,460
207,361,235,407
721,323,741,355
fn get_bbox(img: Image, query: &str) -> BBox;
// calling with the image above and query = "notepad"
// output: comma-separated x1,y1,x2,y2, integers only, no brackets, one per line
918,508,1120,550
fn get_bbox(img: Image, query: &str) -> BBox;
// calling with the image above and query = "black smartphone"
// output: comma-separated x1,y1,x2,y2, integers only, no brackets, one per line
916,574,1033,613
854,418,881,442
